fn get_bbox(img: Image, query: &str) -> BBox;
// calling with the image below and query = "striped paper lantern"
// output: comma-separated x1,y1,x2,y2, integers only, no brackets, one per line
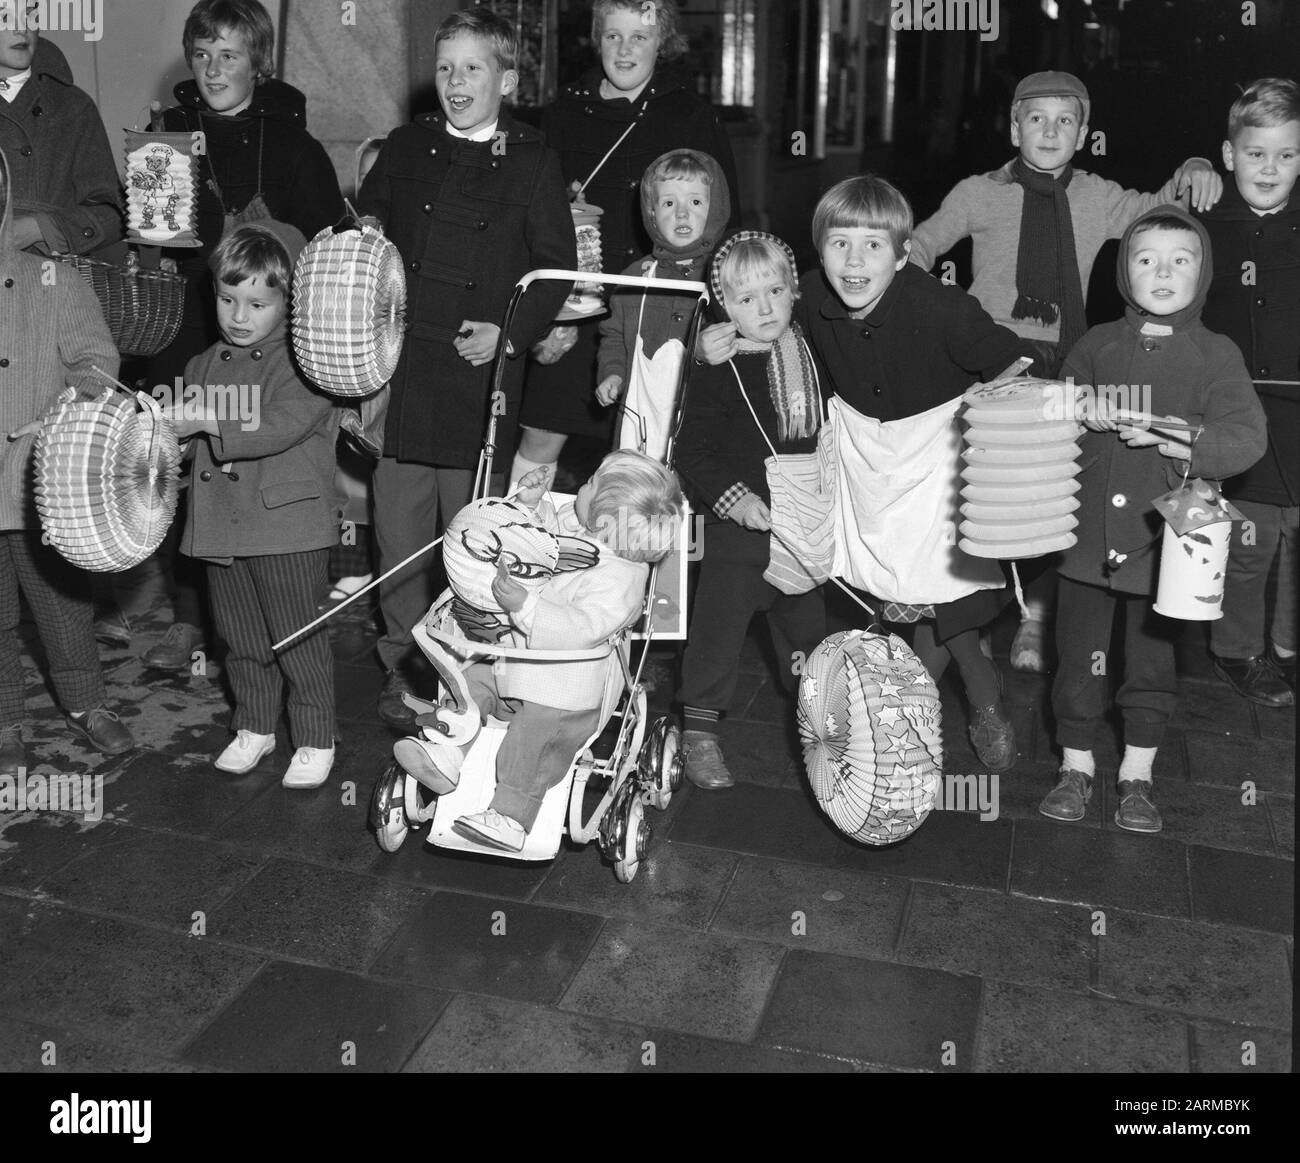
34,390,181,572
797,629,943,845
959,378,1083,559
556,200,605,322
292,222,406,398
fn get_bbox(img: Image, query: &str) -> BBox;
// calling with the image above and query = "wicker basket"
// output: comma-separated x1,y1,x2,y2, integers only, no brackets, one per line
292,221,406,398
34,388,181,572
797,629,943,845
56,253,186,358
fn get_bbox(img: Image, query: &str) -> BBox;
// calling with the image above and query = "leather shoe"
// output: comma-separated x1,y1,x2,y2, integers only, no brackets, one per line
1115,779,1162,834
1038,768,1093,822
1269,646,1296,692
1212,654,1294,708
683,731,734,789
378,670,417,730
142,622,204,671
0,725,24,777
67,707,134,755
94,607,132,647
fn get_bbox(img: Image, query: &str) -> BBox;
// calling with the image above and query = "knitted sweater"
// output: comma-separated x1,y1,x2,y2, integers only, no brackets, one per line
909,160,1187,343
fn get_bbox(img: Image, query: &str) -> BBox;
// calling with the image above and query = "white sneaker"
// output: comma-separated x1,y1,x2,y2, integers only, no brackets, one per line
453,808,526,853
215,730,276,774
282,746,335,789
392,735,463,794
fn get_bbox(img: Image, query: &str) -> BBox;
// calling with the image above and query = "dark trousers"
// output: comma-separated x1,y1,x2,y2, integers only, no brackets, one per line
1052,575,1179,751
0,529,106,727
1210,498,1299,659
679,554,826,718
372,457,477,673
206,550,335,748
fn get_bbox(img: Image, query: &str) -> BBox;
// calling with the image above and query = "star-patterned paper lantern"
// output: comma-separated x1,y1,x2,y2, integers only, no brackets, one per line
796,629,944,845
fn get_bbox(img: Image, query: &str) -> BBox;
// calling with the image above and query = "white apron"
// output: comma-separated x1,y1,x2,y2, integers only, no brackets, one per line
830,395,1004,603
617,264,684,461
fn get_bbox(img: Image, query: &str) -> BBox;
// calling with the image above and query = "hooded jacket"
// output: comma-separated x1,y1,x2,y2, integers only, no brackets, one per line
1058,204,1268,594
178,220,343,564
596,149,730,386
0,37,122,255
1197,179,1300,507
0,146,119,529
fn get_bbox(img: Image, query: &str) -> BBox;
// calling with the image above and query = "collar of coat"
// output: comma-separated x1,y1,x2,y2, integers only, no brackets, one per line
1197,175,1300,225
413,105,540,146
561,63,690,105
171,77,309,128
31,38,74,87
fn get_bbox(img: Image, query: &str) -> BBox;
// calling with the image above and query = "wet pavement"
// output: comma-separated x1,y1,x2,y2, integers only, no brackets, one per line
0,567,1292,1074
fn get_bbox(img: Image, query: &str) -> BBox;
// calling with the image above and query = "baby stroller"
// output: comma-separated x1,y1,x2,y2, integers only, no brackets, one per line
368,268,709,881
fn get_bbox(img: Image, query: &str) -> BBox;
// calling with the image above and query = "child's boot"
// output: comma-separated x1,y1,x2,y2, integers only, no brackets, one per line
683,730,734,790
392,735,464,794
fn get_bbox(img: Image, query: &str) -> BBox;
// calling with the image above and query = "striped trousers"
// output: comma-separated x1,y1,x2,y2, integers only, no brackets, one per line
0,528,106,727
207,550,335,748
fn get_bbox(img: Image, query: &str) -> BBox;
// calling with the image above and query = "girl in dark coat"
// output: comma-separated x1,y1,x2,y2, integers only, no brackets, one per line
514,0,738,481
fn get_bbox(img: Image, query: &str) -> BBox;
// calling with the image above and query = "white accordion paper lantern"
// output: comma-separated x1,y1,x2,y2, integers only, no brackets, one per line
124,131,200,248
443,497,561,617
959,378,1083,559
293,222,406,398
35,390,181,572
797,629,943,846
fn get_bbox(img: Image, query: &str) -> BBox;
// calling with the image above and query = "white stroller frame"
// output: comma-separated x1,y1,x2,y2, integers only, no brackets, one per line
369,269,709,881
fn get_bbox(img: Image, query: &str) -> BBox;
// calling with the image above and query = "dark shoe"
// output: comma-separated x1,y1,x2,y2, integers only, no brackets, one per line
1212,654,1294,708
0,725,24,777
1115,779,1163,834
94,607,132,647
67,707,134,755
142,622,204,671
1269,647,1297,692
378,670,417,731
683,731,734,789
1038,768,1094,822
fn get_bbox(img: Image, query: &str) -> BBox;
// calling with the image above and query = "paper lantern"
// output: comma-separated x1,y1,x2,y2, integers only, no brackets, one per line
959,378,1083,559
34,389,181,572
556,199,605,322
292,221,406,398
1151,478,1242,621
124,130,200,248
797,629,943,846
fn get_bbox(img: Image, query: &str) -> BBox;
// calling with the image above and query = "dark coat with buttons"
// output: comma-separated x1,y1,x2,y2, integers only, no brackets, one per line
179,328,342,564
795,263,1035,421
148,78,346,387
1197,181,1300,507
1058,210,1267,595
357,108,575,468
0,38,122,255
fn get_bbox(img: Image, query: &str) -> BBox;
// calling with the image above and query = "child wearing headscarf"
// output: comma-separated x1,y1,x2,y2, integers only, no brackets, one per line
1041,204,1266,834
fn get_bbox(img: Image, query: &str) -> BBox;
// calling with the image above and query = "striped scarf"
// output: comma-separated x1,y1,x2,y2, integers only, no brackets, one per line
735,321,820,442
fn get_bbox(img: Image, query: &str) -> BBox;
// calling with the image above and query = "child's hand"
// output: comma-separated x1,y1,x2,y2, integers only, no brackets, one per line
729,493,771,531
1077,385,1121,431
513,465,553,506
1174,158,1223,213
162,402,217,440
454,322,501,367
696,322,739,366
492,559,528,612
531,324,578,365
595,374,624,406
1118,415,1194,460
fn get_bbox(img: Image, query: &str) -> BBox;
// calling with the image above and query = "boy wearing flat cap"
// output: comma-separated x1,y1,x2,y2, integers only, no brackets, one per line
909,70,1224,674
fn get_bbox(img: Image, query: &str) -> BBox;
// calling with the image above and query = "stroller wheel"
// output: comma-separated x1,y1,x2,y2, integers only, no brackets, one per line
369,760,409,853
640,717,682,811
613,795,649,883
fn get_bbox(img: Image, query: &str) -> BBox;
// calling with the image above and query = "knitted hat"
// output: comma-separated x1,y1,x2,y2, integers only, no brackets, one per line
709,230,799,312
1012,70,1090,125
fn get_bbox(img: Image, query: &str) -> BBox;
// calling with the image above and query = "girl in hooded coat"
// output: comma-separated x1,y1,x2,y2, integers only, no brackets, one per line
1042,204,1267,834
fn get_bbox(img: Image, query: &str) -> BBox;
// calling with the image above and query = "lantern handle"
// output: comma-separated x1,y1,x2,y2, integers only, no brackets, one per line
331,198,371,235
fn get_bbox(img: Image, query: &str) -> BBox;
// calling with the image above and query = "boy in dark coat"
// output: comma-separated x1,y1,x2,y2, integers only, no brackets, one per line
0,31,121,255
167,221,342,789
1041,206,1267,834
356,8,575,729
1200,78,1300,707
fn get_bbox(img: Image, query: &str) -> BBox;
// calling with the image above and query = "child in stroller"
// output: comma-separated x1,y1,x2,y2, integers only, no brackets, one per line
389,450,684,852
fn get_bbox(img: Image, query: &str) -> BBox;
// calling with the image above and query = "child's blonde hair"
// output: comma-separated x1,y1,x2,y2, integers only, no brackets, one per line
716,234,798,302
1228,77,1300,140
811,175,912,258
592,0,688,60
585,450,684,564
183,0,276,81
209,224,292,289
434,8,519,72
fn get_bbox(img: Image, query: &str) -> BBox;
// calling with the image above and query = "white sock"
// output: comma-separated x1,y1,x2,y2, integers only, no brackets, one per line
508,453,555,493
1273,643,1296,661
1118,745,1156,783
1062,747,1095,777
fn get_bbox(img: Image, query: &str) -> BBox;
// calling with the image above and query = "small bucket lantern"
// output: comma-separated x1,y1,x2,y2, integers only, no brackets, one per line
124,130,201,248
1152,478,1243,621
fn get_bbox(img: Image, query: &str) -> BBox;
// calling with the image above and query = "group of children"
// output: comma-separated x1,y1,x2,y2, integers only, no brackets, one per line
0,0,1294,849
